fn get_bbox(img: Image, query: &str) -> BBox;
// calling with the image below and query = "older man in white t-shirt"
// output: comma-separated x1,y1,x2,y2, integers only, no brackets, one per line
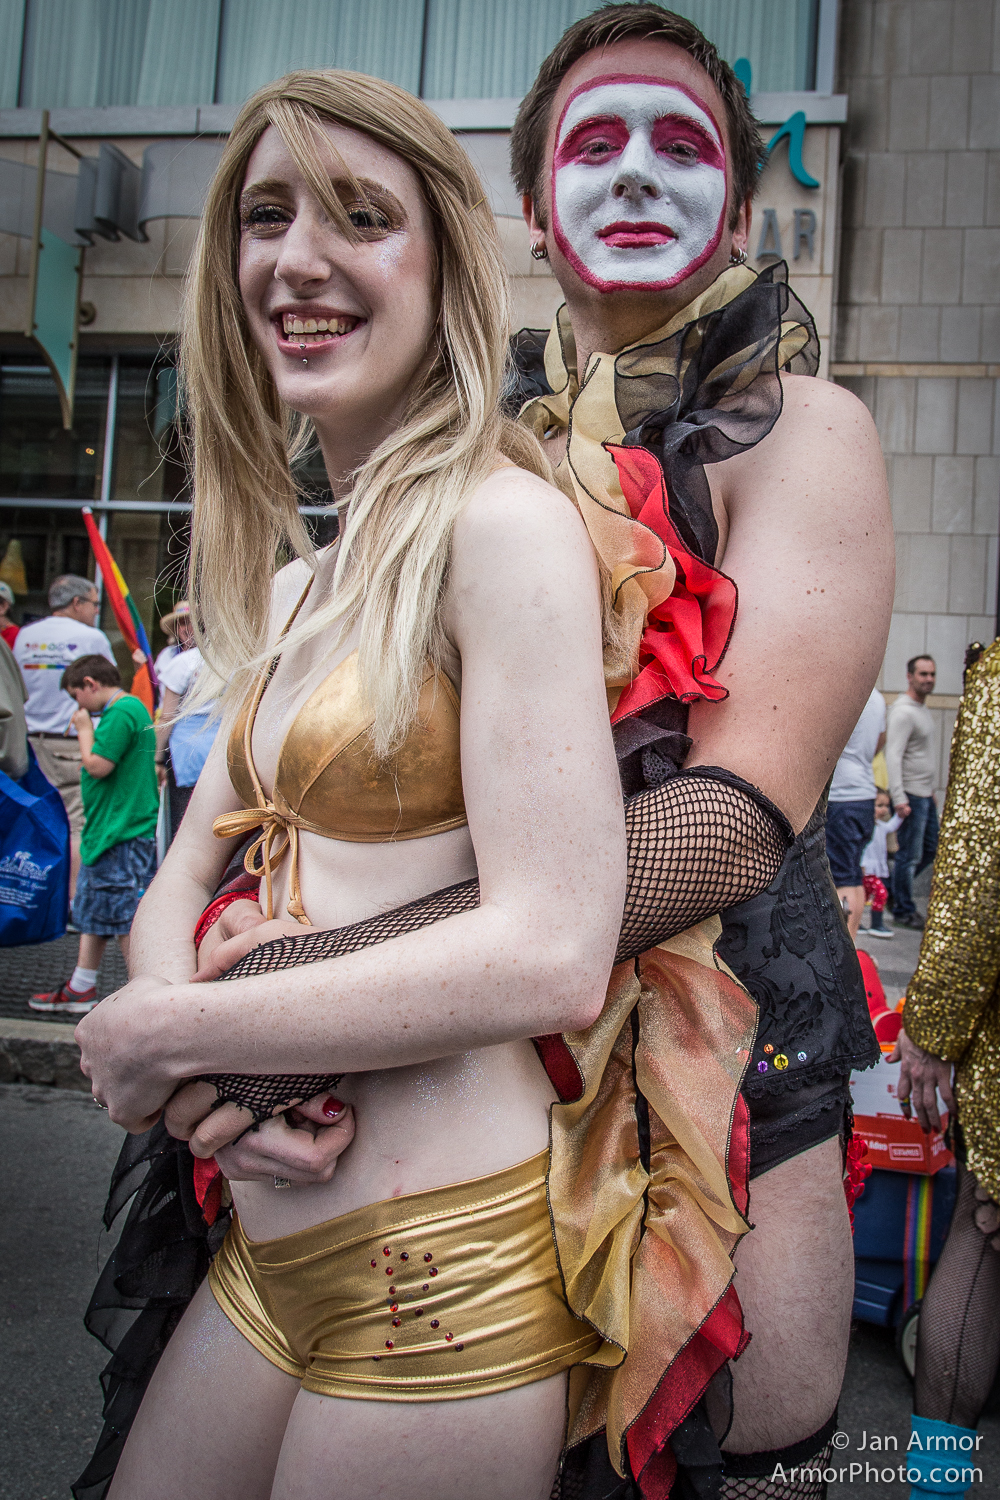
825,686,887,938
14,574,115,892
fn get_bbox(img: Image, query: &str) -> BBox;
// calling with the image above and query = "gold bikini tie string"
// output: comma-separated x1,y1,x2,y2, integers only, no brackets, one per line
212,582,314,925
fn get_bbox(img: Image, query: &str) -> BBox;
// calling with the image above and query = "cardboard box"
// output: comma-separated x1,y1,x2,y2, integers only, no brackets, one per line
850,1057,954,1175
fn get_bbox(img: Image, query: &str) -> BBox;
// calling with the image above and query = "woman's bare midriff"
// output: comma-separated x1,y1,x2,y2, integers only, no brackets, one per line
228,604,557,1241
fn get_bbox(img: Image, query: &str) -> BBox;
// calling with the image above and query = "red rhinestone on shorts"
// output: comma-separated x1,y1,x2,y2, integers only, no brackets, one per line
385,1340,394,1349
386,1267,394,1275
400,1252,409,1261
445,1332,453,1341
430,1319,440,1329
429,1267,438,1277
392,1318,401,1328
389,1303,398,1312
424,1253,433,1262
414,1308,423,1316
455,1344,464,1351
422,1283,429,1291
389,1286,396,1294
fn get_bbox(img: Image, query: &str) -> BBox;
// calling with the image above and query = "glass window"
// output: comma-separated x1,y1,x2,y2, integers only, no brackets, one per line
0,0,25,108
111,355,187,507
422,0,818,99
0,504,91,626
14,0,820,111
106,353,188,661
20,0,220,108
215,0,425,106
0,357,108,500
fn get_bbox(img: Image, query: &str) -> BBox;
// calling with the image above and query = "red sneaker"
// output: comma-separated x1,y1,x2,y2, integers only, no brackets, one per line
28,982,98,1014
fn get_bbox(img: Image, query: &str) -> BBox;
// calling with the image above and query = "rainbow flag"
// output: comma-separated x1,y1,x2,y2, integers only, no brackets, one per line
903,1174,934,1308
81,507,157,713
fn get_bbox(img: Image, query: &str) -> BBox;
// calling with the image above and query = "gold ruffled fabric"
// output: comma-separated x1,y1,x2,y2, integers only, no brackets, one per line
548,917,757,1482
904,640,1000,1203
520,266,812,695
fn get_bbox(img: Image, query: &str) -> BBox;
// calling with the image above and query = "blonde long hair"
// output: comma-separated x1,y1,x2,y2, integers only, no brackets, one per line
182,69,549,757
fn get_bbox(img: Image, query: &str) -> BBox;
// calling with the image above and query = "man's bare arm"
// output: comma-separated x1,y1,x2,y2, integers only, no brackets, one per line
689,377,893,832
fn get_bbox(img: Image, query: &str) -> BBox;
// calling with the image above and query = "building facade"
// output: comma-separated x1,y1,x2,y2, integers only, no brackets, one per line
0,0,993,799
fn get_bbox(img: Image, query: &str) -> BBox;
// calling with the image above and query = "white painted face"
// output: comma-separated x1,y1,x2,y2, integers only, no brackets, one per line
551,75,728,293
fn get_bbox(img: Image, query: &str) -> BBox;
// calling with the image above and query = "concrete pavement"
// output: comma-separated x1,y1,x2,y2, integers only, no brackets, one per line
0,1084,123,1500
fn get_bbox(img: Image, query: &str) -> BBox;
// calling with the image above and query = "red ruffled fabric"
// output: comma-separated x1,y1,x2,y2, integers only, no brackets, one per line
191,1155,224,1226
606,445,737,725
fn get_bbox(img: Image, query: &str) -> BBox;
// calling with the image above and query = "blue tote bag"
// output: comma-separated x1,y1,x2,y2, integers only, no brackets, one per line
0,746,70,946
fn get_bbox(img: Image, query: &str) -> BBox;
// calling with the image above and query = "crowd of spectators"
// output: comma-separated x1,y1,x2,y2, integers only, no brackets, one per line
1,575,215,1004
826,654,939,940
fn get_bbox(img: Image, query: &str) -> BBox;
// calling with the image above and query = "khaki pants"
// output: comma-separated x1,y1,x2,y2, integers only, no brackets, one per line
29,735,84,835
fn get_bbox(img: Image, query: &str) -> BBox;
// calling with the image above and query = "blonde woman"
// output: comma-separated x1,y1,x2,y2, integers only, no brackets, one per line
77,67,797,1500
77,70,622,1500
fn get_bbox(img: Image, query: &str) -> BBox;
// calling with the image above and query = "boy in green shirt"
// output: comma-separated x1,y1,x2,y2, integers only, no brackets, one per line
30,654,158,1013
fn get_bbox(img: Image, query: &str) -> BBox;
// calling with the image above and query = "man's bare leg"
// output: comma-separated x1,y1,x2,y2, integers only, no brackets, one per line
835,884,865,941
723,1136,853,1454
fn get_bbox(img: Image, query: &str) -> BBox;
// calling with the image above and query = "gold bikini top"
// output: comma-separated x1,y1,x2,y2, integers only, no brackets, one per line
212,581,466,924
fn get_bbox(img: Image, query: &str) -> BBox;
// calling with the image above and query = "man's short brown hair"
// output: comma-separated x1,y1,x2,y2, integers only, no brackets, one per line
906,655,935,676
61,654,121,691
510,3,765,228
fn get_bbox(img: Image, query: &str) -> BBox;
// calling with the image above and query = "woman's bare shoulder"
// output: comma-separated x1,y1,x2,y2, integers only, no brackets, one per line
446,464,599,632
266,554,318,635
454,463,588,556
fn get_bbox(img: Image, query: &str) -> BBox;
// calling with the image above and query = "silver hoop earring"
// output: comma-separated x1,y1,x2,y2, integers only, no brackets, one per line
729,247,748,265
530,242,549,261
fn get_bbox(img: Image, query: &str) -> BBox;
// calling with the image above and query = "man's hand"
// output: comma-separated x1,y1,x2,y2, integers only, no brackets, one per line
194,914,318,982
889,1026,955,1132
896,801,911,819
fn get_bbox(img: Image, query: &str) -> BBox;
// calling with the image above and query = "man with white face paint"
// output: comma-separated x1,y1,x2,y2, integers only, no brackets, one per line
507,7,894,1500
551,78,728,290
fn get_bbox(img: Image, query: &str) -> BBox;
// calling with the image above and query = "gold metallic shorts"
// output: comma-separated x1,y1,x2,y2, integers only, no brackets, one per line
208,1149,601,1401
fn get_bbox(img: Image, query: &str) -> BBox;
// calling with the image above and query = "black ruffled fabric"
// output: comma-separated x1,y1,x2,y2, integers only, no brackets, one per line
507,262,818,564
72,1126,231,1500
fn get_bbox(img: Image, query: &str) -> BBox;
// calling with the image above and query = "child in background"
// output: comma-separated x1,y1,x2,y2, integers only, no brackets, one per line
861,788,902,939
29,654,157,1012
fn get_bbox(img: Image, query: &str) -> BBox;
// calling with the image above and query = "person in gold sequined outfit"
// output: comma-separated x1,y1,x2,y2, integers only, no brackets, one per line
893,638,1000,1483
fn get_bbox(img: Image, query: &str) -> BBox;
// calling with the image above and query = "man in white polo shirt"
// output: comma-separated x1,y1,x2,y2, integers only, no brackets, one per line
14,573,115,893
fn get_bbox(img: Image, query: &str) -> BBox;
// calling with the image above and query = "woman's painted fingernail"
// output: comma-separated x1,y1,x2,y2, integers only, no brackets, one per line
322,1097,344,1118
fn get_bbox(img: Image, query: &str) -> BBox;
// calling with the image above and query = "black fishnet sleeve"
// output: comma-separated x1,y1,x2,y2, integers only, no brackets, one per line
615,767,792,964
196,769,791,1122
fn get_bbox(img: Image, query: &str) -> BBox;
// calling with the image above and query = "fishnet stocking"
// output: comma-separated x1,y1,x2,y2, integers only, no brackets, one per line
721,1441,832,1500
200,768,791,1123
915,1162,1000,1428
